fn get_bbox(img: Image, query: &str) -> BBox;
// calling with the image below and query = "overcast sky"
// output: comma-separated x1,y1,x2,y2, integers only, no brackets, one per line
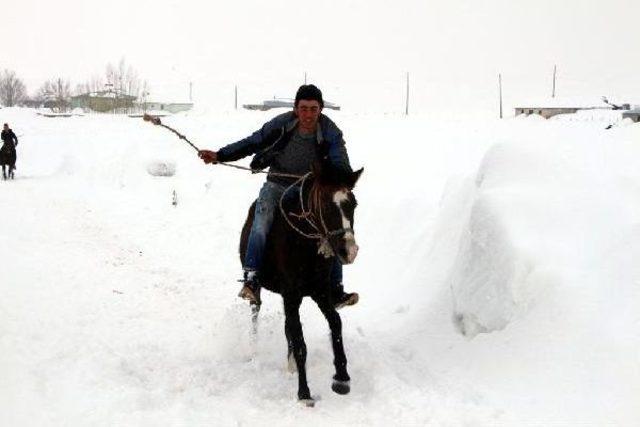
2,0,639,113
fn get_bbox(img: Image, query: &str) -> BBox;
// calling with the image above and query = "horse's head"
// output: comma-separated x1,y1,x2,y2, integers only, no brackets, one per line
310,163,363,265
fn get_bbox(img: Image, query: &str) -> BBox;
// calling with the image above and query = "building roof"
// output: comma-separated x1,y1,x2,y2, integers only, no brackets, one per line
244,97,340,111
515,96,614,109
72,90,136,100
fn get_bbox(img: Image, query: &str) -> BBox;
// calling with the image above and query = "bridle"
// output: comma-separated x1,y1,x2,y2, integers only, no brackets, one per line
278,172,354,255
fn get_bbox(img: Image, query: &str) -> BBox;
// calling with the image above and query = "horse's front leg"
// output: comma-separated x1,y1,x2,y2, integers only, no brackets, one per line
1,165,6,180
250,301,261,336
312,292,351,395
283,293,313,404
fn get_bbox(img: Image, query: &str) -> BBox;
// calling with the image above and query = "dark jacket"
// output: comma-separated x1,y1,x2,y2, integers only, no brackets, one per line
217,112,352,175
1,129,18,147
1,129,18,153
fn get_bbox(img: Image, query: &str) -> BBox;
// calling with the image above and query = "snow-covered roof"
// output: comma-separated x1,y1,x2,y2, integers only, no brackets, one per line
72,90,136,99
138,101,193,106
515,96,613,109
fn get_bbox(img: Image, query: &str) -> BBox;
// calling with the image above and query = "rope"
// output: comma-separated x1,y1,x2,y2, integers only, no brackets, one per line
279,173,324,240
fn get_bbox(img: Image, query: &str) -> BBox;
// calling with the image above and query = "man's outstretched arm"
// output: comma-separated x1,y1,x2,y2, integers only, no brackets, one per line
197,113,289,165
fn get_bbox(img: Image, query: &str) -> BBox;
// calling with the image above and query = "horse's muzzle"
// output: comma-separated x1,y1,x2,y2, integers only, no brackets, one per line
343,238,359,264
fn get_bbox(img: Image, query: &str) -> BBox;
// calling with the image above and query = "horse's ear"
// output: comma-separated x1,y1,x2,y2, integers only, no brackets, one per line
348,167,364,189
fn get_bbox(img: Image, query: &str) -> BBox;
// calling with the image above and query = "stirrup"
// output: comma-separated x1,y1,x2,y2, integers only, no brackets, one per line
334,292,359,310
238,285,261,304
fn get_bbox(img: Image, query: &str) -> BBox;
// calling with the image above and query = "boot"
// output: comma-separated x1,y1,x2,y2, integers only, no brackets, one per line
333,283,359,309
238,270,261,304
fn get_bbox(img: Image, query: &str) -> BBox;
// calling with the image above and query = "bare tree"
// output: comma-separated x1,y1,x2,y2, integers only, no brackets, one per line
105,62,117,90
75,74,104,96
0,69,27,106
74,83,86,96
89,74,104,93
38,77,72,112
104,58,141,113
105,58,140,96
125,65,140,98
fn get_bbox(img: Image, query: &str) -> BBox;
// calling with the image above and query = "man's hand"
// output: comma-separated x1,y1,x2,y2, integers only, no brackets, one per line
198,150,218,164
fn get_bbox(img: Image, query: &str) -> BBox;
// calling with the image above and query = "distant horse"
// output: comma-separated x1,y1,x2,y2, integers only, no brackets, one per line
0,143,16,180
239,163,363,405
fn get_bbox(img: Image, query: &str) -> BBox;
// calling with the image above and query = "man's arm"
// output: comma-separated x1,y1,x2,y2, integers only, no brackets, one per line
216,126,276,162
12,131,18,146
198,113,291,164
326,137,352,173
320,115,352,174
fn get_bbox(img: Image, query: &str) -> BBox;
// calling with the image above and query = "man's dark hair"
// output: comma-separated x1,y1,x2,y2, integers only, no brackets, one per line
295,84,323,108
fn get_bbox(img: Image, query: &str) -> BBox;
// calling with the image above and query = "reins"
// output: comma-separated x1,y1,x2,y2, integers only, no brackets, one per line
279,173,354,248
279,173,323,240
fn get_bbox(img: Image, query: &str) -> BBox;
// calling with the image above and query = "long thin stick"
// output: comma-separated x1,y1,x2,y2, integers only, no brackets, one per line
143,114,199,151
142,114,303,179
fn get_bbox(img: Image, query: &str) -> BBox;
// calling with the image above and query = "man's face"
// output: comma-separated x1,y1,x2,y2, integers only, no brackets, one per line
295,100,321,132
3,125,7,130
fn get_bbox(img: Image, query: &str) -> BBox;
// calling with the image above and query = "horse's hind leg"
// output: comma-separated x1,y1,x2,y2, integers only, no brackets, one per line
283,294,312,404
312,293,351,395
1,165,5,180
285,321,296,373
9,165,14,179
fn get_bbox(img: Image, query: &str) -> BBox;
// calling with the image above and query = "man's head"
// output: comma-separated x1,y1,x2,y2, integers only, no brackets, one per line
295,84,323,109
3,123,8,130
294,85,323,133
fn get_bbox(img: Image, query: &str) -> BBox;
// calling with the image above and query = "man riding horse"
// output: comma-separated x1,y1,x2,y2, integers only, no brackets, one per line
1,123,18,180
198,84,359,309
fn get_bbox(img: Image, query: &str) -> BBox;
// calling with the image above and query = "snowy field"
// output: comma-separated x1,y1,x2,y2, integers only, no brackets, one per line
1,107,639,426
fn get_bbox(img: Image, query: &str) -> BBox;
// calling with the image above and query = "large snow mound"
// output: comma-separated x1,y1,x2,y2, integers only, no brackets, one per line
447,134,640,337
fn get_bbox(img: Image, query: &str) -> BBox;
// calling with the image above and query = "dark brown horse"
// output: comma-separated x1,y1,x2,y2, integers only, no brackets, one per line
0,143,16,180
239,164,363,405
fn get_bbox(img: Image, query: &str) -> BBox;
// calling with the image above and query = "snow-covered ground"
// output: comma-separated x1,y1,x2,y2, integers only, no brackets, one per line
1,107,638,426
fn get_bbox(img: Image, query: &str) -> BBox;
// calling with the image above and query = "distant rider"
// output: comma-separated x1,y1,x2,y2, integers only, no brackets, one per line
1,123,18,179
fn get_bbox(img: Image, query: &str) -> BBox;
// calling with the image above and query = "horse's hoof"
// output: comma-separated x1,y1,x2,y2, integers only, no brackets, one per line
331,379,351,395
299,398,315,408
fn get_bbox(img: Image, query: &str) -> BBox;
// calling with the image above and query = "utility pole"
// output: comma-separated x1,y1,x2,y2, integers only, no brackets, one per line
405,72,410,116
552,65,557,98
234,85,238,110
189,81,193,102
499,73,503,119
304,72,307,84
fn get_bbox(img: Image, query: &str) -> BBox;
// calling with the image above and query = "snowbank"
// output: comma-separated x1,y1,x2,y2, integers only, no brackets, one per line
419,123,640,424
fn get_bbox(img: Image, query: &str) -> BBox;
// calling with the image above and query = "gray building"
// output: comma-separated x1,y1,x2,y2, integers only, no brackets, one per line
515,107,581,119
622,109,640,122
71,90,137,113
243,97,340,111
137,101,193,114
515,96,615,119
